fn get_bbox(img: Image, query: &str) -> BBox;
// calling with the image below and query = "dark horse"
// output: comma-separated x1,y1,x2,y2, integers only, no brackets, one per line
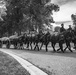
50,32,65,52
63,30,74,52
39,32,65,52
39,32,51,52
71,30,76,50
51,30,74,53
33,33,44,51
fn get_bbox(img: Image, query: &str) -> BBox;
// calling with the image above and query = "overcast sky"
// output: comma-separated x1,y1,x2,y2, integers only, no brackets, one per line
51,0,76,22
0,0,76,22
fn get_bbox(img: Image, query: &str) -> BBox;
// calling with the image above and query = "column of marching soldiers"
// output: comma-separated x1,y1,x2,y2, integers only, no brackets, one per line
0,23,76,53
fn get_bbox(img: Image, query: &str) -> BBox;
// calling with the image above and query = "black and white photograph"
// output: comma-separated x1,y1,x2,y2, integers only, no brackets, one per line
0,0,76,75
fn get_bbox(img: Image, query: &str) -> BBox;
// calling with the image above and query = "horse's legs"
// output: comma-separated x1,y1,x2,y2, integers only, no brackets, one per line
64,41,73,52
40,43,43,50
26,42,29,50
64,46,68,52
22,43,24,49
68,47,73,52
17,43,20,49
59,42,64,53
36,43,39,51
30,42,32,50
57,43,63,52
68,42,73,52
34,43,39,50
73,43,76,50
45,44,48,52
34,43,37,50
64,42,68,52
6,41,10,49
51,43,56,52
57,43,61,51
14,44,17,49
21,43,24,50
0,42,2,48
57,48,61,51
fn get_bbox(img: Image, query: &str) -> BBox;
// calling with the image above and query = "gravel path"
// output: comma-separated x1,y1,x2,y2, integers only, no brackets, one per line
1,48,76,75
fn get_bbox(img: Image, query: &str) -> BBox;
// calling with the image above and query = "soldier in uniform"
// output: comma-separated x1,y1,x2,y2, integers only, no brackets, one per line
67,25,72,31
57,23,66,52
60,23,66,33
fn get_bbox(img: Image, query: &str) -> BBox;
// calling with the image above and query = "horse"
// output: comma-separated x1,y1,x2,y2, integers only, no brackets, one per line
63,30,74,52
39,31,65,52
43,30,74,53
17,33,34,50
33,33,44,51
39,32,51,52
71,30,76,50
55,30,74,52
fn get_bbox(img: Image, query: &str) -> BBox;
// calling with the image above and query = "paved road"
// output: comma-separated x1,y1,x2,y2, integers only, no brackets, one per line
1,45,76,75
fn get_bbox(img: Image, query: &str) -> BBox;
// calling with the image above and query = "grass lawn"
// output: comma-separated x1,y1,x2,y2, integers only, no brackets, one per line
0,51,30,75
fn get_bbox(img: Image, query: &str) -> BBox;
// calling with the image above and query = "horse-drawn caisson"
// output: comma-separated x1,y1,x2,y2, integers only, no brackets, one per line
0,37,10,48
0,29,76,53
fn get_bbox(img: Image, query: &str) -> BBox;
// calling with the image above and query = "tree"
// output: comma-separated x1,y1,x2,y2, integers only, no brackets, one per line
71,14,76,31
27,0,59,30
2,0,59,35
71,14,76,25
4,0,24,35
0,1,7,37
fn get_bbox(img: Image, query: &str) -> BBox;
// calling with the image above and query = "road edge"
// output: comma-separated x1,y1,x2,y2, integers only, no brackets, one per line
0,49,48,75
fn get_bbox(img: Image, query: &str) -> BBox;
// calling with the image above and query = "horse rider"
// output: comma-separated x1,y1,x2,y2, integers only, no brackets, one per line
59,23,66,40
68,25,76,50
60,23,66,33
57,23,66,52
67,25,72,31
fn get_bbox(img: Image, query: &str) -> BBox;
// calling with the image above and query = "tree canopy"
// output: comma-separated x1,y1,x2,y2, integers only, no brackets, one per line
0,0,59,36
71,14,76,31
71,14,76,25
